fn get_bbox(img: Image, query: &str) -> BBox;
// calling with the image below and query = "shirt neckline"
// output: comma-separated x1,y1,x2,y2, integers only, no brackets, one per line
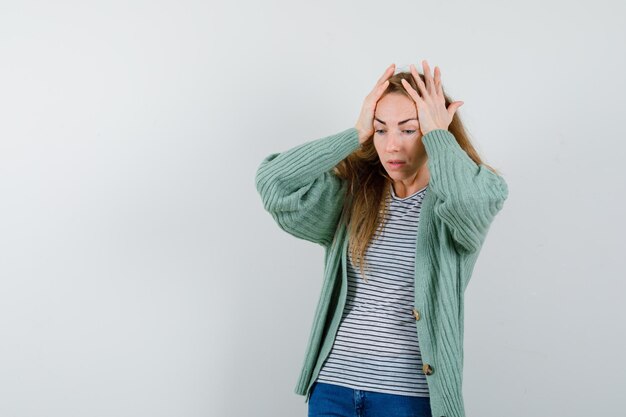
390,184,428,201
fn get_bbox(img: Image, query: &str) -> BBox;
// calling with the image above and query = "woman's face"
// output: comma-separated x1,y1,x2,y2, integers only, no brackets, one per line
372,93,427,182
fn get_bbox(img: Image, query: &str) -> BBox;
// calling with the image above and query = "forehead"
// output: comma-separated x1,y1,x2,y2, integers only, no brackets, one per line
374,94,416,122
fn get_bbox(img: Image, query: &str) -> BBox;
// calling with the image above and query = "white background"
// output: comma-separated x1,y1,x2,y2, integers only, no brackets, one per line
1,1,624,416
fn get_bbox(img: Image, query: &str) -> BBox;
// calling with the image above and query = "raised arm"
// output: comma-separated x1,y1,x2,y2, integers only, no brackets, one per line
422,129,509,253
255,65,397,247
400,60,509,253
255,128,361,247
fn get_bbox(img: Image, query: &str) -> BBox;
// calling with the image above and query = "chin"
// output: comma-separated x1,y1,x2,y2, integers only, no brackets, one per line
387,172,404,181
387,169,417,181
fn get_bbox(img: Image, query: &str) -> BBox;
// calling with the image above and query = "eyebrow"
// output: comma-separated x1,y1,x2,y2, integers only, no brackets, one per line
374,117,418,125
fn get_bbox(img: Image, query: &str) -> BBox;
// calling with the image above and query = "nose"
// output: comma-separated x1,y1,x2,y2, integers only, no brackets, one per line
385,131,402,153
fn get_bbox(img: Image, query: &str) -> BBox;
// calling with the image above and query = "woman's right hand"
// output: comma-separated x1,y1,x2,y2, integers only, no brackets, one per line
355,63,395,145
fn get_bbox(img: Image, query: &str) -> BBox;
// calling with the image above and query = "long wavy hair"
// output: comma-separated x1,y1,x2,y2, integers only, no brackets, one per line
333,70,501,282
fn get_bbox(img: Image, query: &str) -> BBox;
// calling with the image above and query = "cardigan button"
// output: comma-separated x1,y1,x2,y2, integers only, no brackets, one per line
422,363,434,375
412,308,421,321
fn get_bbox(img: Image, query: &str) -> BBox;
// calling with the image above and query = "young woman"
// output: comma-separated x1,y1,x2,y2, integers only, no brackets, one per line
255,60,509,417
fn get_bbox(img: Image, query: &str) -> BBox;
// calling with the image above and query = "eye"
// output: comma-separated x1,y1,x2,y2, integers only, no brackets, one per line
374,129,385,134
404,130,417,134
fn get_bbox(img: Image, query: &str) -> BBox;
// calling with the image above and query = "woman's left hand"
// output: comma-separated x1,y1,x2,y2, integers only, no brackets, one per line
400,60,464,136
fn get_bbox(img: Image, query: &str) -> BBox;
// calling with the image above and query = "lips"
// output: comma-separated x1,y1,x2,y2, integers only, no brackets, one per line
388,160,406,169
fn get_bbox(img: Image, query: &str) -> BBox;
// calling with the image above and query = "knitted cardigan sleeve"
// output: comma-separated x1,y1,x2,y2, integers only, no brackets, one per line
255,128,361,247
421,129,509,253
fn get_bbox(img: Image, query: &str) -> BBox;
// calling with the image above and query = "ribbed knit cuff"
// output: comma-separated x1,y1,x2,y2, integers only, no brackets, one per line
329,127,360,156
282,127,359,185
421,129,466,158
255,127,361,194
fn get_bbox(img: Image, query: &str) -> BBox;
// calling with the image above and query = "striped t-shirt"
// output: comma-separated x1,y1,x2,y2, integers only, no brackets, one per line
316,183,429,397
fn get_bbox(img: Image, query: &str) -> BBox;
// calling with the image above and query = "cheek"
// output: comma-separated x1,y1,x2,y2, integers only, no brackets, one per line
373,140,384,156
403,141,420,160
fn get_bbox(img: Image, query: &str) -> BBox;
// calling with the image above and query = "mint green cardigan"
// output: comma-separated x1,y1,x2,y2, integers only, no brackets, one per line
255,127,509,417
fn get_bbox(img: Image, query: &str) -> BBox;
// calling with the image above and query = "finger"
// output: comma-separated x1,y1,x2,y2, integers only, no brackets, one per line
400,78,424,106
422,60,434,95
364,79,389,108
409,64,428,98
375,63,395,86
447,101,464,118
434,66,444,98
375,80,390,97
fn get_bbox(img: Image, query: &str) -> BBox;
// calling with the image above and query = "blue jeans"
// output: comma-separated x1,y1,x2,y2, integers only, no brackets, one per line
308,381,432,417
